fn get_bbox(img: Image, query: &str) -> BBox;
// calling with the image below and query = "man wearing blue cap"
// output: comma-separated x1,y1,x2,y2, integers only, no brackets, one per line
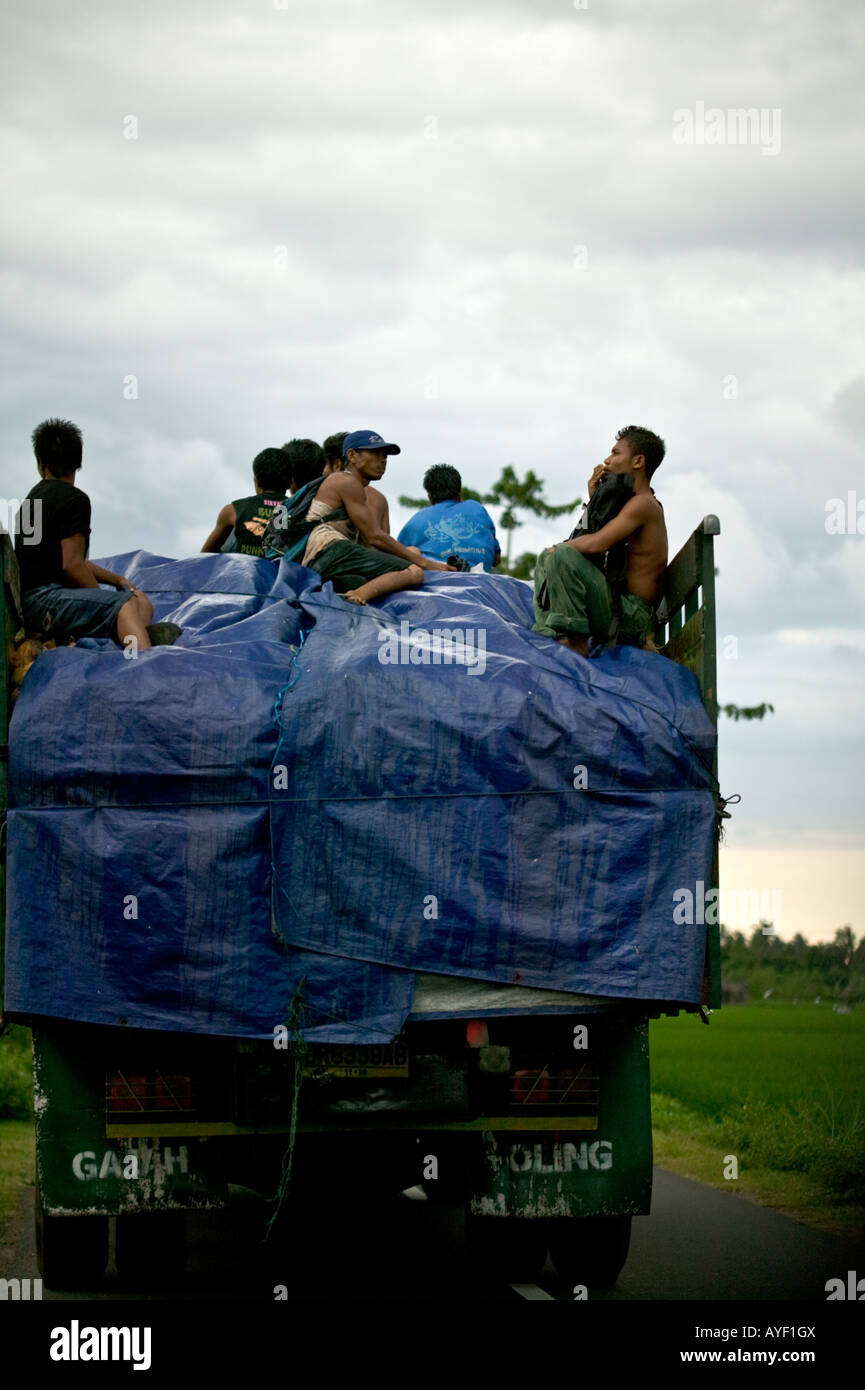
300,429,454,604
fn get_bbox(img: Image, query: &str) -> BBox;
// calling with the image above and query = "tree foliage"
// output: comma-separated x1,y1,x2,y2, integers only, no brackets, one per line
500,551,538,580
721,702,775,721
721,925,864,1002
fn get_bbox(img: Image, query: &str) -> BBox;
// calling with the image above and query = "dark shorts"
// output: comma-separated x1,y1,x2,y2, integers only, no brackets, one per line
311,540,415,593
22,584,134,641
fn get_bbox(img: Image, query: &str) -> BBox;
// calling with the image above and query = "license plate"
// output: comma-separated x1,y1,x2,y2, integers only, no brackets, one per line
302,1044,409,1079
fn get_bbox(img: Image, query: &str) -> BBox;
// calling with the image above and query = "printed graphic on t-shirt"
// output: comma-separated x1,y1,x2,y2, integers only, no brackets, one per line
233,494,284,557
398,500,498,570
422,514,486,554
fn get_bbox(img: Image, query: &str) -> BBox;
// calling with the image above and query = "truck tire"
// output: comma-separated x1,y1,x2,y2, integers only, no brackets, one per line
547,1214,632,1289
465,1214,549,1282
115,1211,187,1285
35,1189,108,1290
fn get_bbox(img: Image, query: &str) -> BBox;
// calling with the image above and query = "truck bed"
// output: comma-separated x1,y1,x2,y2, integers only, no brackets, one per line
3,526,721,1040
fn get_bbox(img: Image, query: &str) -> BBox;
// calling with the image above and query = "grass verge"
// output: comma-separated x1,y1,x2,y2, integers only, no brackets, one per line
0,1119,35,1248
0,1024,34,1121
0,1026,36,1247
652,1091,865,1240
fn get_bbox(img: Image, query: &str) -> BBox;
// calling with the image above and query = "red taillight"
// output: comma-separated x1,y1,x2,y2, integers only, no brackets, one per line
107,1071,193,1112
466,1020,490,1048
510,1068,552,1105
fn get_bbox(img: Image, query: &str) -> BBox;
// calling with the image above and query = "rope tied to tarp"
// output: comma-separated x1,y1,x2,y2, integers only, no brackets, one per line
262,977,309,1241
715,791,741,841
262,632,312,1240
271,626,307,731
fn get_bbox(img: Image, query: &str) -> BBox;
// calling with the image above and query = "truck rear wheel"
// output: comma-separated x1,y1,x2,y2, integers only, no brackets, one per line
115,1211,187,1285
35,1189,108,1290
547,1214,632,1289
465,1214,549,1282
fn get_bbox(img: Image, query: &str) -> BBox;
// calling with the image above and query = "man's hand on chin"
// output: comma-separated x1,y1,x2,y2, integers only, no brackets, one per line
588,464,609,497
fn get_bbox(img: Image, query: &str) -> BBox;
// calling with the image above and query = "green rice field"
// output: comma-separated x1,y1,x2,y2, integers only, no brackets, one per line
650,1004,865,1207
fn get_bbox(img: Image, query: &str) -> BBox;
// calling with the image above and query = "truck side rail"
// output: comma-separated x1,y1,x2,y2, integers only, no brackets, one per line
654,514,720,733
655,514,722,1010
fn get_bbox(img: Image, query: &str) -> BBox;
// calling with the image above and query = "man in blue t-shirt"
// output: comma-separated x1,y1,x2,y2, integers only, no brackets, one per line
397,465,500,571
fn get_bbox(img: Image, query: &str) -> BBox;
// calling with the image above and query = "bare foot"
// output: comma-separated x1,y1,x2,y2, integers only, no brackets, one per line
556,633,589,656
337,565,423,606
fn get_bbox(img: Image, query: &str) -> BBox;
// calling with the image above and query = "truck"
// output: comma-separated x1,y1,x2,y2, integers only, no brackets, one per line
0,515,722,1292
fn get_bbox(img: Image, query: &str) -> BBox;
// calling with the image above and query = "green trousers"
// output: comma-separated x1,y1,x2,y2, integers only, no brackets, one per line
532,545,655,646
312,539,414,593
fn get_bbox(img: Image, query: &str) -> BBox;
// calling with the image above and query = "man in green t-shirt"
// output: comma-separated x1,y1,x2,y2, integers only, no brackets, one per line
201,440,325,557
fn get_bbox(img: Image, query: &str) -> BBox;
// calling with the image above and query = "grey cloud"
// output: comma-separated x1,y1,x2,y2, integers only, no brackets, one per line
2,0,864,845
831,376,865,437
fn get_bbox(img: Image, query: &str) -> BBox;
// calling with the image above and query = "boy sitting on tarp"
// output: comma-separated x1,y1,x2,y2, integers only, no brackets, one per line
300,429,454,604
533,425,668,656
200,440,325,557
14,418,171,650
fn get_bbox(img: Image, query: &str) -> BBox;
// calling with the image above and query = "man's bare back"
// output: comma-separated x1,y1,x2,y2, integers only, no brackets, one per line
623,492,667,603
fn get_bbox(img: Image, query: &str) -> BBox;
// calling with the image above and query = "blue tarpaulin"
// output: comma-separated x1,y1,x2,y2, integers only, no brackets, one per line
5,550,716,1041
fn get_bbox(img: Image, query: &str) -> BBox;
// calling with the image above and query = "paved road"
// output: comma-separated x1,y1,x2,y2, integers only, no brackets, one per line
3,1169,863,1302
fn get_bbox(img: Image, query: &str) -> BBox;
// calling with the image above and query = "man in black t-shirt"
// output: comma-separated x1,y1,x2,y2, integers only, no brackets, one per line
14,419,164,649
200,441,326,558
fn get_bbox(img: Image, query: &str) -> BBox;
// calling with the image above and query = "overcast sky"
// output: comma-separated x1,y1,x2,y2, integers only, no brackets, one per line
2,0,863,941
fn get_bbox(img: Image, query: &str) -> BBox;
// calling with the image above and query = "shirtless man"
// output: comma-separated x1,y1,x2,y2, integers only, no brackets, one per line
301,429,453,604
322,430,390,532
533,425,668,656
